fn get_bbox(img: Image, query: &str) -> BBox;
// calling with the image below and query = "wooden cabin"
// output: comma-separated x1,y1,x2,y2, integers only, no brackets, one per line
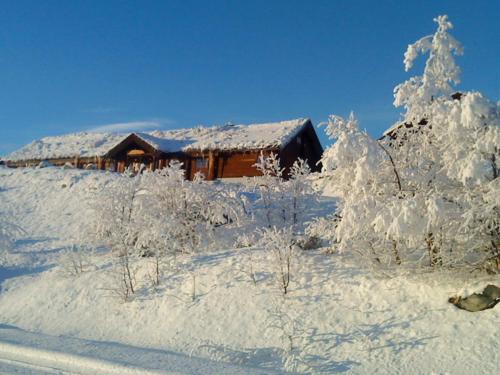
3,118,323,180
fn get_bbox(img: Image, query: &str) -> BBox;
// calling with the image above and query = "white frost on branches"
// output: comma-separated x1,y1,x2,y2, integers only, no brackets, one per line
92,161,250,298
319,112,385,198
394,15,463,117
253,153,314,228
320,15,499,272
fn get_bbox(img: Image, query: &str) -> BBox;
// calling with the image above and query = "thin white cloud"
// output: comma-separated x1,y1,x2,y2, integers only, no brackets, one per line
86,120,172,133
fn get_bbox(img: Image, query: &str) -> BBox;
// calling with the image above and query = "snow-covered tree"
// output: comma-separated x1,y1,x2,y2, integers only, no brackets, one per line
394,15,463,119
319,113,406,265
320,15,499,272
390,15,499,271
93,173,142,300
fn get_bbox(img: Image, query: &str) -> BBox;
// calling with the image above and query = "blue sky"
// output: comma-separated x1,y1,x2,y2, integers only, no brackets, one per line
0,0,498,155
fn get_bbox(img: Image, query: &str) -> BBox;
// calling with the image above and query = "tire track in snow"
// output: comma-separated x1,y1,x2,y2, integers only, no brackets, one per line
0,325,277,375
0,341,173,375
0,356,74,374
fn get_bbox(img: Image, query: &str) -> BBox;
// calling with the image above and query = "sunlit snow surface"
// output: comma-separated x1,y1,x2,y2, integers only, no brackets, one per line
0,167,498,374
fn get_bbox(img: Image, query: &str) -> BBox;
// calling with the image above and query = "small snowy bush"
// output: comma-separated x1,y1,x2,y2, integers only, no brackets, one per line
259,226,298,295
59,243,94,276
253,153,315,229
303,214,340,250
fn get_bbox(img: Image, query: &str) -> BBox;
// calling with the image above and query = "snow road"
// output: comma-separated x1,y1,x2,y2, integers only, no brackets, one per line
0,324,276,375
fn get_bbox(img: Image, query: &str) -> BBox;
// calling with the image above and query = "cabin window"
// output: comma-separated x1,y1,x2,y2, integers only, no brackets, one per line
127,149,145,156
296,136,302,145
196,158,208,168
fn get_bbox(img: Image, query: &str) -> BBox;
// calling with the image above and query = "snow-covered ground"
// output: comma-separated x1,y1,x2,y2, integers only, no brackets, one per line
0,167,498,374
0,324,271,374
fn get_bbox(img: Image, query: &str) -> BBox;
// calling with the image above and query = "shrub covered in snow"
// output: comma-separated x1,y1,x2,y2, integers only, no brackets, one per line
320,15,499,273
258,226,298,295
253,153,315,230
84,152,317,300
91,161,250,298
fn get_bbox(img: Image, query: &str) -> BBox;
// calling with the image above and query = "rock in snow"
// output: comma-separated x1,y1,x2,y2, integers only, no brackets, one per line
450,284,500,312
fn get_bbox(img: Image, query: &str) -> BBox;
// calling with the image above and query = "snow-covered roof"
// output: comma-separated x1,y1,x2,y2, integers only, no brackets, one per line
4,132,127,162
4,119,310,161
135,118,309,153
381,121,405,137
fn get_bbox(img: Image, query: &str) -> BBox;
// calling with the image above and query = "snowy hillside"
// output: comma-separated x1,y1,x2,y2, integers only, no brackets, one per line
0,167,498,374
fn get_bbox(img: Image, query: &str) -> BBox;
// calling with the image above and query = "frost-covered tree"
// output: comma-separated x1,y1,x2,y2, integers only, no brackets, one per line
319,113,406,265
394,15,463,119
390,15,499,271
320,15,499,272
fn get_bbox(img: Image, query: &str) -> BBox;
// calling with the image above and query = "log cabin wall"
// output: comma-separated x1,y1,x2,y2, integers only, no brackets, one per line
216,150,273,179
184,149,278,180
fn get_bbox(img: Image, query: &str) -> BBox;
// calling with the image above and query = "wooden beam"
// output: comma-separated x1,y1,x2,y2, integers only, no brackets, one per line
207,151,216,180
